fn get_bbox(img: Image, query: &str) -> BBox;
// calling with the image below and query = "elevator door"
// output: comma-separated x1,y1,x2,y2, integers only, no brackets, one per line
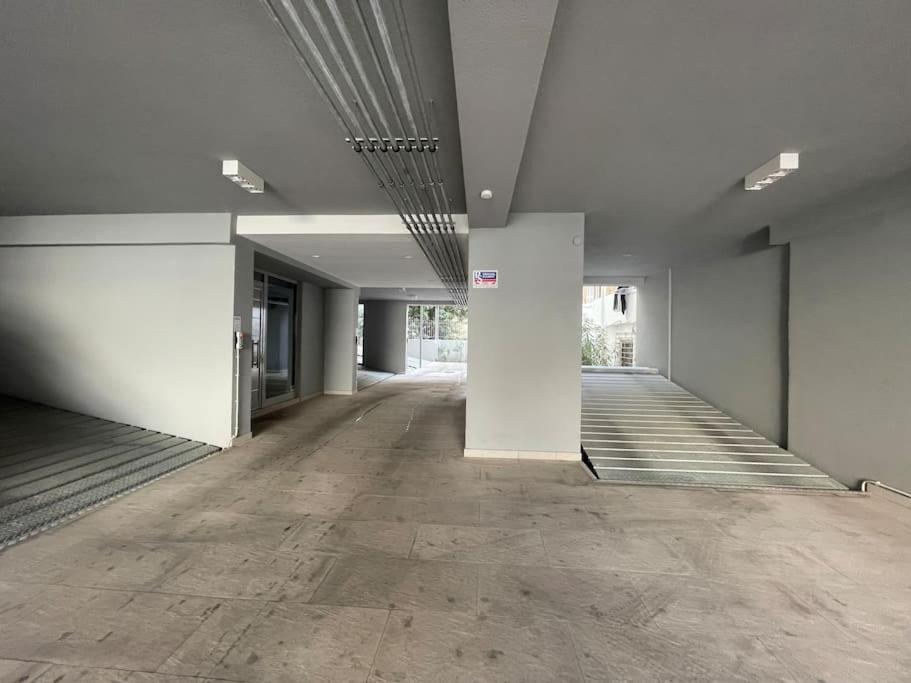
251,272,297,412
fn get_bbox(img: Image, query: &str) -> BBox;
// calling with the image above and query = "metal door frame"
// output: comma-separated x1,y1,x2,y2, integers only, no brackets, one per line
252,270,299,415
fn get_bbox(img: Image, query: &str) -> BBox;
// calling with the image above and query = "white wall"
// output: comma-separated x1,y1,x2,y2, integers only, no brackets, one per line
299,282,325,399
466,213,584,459
324,288,359,394
788,185,911,490
363,301,407,374
0,213,231,245
670,248,789,444
0,219,236,447
636,270,669,374
233,236,255,438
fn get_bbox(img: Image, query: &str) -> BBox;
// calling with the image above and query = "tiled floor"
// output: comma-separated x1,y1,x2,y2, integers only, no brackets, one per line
0,368,909,681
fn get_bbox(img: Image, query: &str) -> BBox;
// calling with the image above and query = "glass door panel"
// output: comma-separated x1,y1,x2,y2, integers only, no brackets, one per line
265,277,296,399
251,273,265,411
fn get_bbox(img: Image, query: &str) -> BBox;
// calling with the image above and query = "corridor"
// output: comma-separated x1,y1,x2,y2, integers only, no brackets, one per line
0,371,909,681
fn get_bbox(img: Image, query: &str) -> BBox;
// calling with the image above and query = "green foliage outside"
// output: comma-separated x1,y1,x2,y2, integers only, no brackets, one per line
438,305,468,340
581,318,618,366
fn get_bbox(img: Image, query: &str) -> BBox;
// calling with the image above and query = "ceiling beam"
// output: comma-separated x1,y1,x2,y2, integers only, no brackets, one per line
448,0,558,227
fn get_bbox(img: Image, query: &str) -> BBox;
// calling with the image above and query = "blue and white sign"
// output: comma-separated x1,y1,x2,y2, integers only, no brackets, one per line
472,270,498,288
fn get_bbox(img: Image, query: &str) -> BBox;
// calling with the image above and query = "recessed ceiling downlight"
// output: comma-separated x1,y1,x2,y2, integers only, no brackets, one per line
479,189,493,200
745,152,799,191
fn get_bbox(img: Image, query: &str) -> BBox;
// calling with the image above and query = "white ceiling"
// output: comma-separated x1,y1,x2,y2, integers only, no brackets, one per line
0,0,463,216
241,233,460,289
510,0,911,274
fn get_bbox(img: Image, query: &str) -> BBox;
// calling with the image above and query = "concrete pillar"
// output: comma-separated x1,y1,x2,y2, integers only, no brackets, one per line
231,237,255,440
363,301,407,374
323,287,360,395
465,213,584,461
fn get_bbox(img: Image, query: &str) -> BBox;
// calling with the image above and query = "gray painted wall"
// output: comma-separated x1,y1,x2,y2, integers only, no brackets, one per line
0,243,236,447
363,301,407,374
671,247,789,444
466,213,584,455
636,270,669,374
788,190,911,490
299,282,325,399
324,288,359,394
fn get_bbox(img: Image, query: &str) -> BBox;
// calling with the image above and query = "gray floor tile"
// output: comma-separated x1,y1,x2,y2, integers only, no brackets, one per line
153,544,336,601
568,619,795,682
195,487,359,519
143,510,302,550
412,524,549,566
311,556,478,613
35,666,219,682
0,659,52,681
632,573,847,638
394,477,526,500
280,518,419,558
0,535,190,591
370,610,583,682
393,459,481,480
761,629,911,682
478,564,651,625
542,527,694,574
162,601,388,682
339,494,480,525
479,499,626,530
0,581,222,672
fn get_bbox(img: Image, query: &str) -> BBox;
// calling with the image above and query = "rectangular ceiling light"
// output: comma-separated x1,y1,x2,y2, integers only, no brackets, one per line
745,152,799,191
222,159,264,194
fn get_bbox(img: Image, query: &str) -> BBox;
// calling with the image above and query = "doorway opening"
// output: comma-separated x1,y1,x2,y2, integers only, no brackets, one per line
581,285,637,368
406,304,468,371
251,271,298,413
356,303,365,366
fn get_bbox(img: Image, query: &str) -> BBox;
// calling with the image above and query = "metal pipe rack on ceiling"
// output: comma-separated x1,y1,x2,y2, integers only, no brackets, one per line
259,0,468,305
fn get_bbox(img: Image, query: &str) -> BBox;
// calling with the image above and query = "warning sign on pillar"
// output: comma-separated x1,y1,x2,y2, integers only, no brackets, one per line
472,270,498,288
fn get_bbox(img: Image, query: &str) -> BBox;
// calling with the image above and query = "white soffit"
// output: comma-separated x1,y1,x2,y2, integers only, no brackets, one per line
236,214,469,236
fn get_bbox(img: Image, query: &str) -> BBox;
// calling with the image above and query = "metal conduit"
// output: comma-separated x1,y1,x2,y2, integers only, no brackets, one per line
259,0,468,304
261,0,455,300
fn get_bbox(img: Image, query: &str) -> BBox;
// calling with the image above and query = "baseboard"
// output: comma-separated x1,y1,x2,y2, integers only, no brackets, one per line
226,432,253,449
252,396,302,418
464,448,581,462
324,390,354,396
582,366,660,375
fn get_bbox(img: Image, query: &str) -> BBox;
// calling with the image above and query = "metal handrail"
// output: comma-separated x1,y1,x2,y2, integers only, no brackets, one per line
860,480,911,499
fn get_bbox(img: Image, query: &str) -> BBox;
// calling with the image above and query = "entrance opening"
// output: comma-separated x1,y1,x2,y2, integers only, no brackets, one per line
251,271,298,412
581,285,637,368
406,304,468,371
356,303,364,366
